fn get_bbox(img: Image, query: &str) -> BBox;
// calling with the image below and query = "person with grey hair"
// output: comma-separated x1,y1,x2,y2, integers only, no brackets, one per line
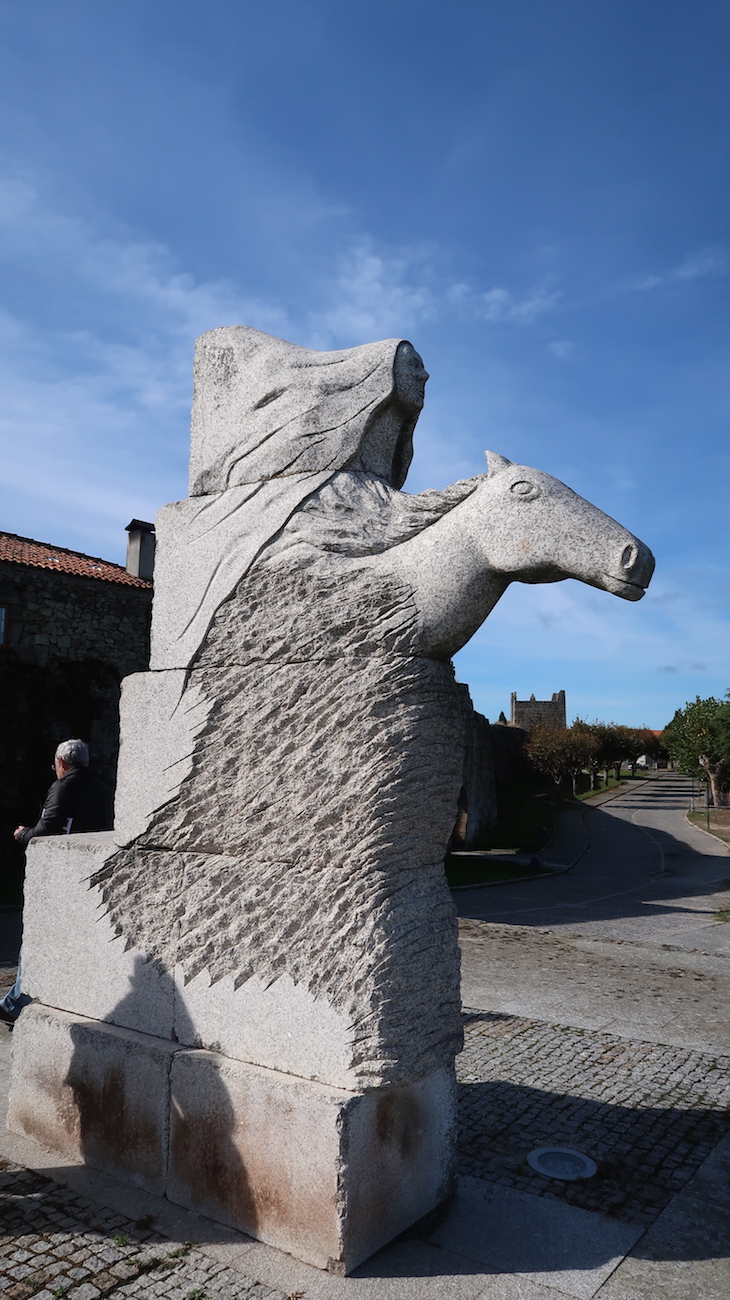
1,739,112,1025
13,739,111,846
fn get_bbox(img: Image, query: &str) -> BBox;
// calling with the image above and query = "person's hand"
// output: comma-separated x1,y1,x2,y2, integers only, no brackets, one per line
13,826,26,841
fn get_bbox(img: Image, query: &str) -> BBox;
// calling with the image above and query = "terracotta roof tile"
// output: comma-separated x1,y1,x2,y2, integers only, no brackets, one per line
0,531,152,587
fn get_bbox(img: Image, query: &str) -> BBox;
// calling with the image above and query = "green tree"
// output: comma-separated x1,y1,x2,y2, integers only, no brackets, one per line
713,693,730,770
634,727,668,771
597,724,631,783
573,719,611,788
663,695,730,807
527,723,599,798
620,727,657,778
572,721,666,784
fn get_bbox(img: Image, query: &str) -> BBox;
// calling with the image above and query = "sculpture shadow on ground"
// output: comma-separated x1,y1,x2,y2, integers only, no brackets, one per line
63,956,259,1243
456,1065,729,1230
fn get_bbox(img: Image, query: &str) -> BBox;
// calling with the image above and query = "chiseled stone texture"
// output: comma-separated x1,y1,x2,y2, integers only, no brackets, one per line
187,327,418,495
7,1004,177,1195
104,523,472,1086
105,328,655,1097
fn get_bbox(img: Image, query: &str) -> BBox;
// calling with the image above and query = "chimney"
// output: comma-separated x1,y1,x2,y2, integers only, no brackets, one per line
125,519,155,580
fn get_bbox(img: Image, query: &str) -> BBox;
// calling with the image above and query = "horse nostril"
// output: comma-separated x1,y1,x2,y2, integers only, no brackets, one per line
621,544,637,571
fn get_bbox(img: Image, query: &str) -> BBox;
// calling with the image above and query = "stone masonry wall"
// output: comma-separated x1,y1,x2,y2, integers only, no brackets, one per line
0,563,152,678
0,562,152,896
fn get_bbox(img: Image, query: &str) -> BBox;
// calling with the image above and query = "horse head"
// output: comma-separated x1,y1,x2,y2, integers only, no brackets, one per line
481,451,655,600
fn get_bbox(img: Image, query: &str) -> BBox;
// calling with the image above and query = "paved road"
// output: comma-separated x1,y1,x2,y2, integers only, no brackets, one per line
457,774,730,1054
456,773,730,951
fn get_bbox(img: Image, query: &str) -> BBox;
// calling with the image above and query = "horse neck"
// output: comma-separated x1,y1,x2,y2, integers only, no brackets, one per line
376,480,511,659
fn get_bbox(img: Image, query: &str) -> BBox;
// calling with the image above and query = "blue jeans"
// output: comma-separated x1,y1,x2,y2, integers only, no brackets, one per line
1,951,30,1020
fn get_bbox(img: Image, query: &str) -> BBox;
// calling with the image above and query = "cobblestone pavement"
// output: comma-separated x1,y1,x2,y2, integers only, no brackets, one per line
457,1008,730,1227
0,1163,293,1300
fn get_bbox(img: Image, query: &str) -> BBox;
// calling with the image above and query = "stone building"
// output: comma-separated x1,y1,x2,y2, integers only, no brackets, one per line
0,525,153,896
510,689,566,730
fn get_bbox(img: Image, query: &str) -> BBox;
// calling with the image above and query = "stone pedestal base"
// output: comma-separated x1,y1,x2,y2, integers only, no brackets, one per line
8,1004,457,1273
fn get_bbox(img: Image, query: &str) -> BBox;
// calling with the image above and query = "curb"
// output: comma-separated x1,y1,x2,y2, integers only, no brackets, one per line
683,809,730,855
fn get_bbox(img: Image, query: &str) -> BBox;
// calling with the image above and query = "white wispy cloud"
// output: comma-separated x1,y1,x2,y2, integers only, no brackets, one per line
624,246,727,293
0,175,565,557
454,567,730,727
0,185,298,553
304,239,438,347
465,565,730,680
446,279,560,324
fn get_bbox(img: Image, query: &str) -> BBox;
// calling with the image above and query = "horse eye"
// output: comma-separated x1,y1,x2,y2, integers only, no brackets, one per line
511,480,537,498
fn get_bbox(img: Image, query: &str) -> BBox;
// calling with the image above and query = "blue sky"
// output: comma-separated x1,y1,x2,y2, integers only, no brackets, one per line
0,0,727,728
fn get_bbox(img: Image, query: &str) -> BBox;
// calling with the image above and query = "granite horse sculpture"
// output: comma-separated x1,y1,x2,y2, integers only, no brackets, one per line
9,326,659,1274
382,449,655,660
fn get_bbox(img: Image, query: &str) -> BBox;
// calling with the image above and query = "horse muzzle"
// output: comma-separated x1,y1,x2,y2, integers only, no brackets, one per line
601,538,655,601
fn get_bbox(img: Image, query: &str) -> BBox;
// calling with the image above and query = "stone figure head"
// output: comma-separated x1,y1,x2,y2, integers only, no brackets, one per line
188,326,428,496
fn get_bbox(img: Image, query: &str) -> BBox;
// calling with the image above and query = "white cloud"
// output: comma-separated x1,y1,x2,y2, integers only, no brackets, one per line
0,178,298,552
547,338,576,360
447,278,560,325
0,173,569,558
302,239,439,348
625,246,727,293
453,568,730,729
466,566,730,680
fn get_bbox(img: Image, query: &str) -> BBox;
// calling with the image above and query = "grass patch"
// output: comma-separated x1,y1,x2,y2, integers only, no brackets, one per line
446,776,559,886
576,771,652,801
445,856,547,888
577,776,626,800
687,810,730,847
473,776,557,854
716,909,730,923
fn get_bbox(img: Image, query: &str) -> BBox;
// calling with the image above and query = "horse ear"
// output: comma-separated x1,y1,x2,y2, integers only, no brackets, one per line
485,450,513,475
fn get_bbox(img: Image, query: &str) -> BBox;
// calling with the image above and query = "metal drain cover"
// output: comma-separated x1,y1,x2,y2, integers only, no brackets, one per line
527,1147,597,1180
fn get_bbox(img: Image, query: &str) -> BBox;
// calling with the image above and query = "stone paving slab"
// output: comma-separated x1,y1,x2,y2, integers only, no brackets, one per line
2,772,730,1297
459,919,730,1053
594,1134,730,1300
428,1177,642,1300
0,1148,589,1300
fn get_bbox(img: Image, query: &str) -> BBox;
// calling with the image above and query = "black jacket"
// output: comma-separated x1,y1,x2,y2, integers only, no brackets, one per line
18,766,113,846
